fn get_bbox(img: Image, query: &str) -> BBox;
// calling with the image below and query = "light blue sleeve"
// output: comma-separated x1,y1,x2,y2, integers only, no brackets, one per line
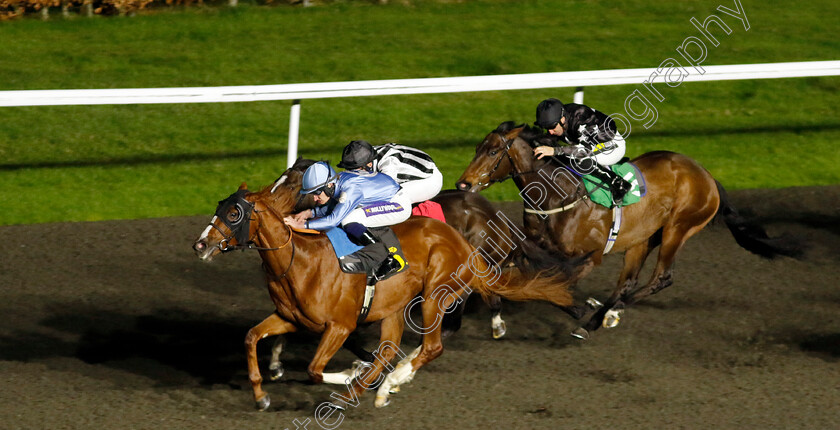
307,186,364,230
312,203,330,218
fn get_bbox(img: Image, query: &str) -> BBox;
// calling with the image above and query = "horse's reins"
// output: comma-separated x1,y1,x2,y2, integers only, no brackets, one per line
484,134,588,215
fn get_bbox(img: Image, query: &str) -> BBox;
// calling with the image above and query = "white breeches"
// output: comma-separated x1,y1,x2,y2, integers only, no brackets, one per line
396,168,443,204
341,190,413,228
587,132,626,166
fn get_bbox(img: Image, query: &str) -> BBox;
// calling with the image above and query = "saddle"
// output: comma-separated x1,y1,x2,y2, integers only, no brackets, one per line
336,226,407,279
582,161,647,208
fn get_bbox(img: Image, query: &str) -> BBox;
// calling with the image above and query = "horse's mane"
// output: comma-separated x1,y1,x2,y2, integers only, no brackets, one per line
250,157,318,216
491,121,577,181
493,121,558,148
493,121,522,134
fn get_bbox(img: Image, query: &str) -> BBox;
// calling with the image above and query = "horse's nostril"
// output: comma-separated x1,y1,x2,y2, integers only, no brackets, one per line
456,181,470,191
194,241,206,252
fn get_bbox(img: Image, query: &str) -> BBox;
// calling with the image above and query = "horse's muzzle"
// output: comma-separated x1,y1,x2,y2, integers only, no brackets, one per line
455,180,471,191
193,240,216,261
193,240,206,252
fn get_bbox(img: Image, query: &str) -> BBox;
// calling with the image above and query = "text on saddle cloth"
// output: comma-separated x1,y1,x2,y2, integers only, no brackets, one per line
362,201,404,216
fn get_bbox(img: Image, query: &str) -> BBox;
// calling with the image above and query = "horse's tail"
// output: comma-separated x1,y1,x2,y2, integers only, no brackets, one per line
510,237,581,278
714,180,803,259
468,249,591,308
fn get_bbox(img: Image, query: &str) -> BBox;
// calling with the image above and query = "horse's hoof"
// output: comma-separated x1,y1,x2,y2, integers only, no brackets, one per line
603,308,623,328
326,402,345,412
492,321,507,339
586,297,604,309
255,395,271,411
570,327,590,340
269,364,284,381
388,385,401,394
374,395,391,408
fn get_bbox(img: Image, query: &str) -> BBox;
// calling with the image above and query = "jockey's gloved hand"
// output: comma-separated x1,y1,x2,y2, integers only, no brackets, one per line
557,145,576,155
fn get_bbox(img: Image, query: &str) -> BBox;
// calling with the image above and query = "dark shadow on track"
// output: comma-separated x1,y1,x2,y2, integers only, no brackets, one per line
0,306,324,387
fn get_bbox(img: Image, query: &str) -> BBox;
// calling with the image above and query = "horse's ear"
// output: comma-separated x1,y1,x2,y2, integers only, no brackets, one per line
239,182,248,190
504,125,525,140
495,120,515,133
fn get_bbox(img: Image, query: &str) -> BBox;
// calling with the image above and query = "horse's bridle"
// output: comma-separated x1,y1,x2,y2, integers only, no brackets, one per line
478,133,588,213
473,134,517,188
209,190,296,278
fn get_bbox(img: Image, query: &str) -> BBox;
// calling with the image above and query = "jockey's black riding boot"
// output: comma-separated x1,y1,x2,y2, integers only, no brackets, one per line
591,165,632,204
355,229,406,281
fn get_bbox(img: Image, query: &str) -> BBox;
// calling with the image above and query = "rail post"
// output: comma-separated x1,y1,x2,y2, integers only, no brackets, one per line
574,86,584,104
287,99,301,168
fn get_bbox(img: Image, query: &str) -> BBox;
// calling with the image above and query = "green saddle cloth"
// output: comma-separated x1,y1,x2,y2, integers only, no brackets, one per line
582,162,645,208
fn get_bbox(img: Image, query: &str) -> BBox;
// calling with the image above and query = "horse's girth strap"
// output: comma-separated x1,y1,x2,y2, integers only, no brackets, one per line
603,206,622,255
357,284,376,324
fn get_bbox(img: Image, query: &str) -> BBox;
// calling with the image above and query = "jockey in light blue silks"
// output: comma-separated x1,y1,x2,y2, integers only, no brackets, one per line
285,159,411,283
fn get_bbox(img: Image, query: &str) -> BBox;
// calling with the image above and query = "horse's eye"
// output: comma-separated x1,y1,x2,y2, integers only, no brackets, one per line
489,150,498,156
228,210,240,222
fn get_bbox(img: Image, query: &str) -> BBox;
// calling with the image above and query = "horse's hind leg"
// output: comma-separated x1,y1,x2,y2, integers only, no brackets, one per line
487,294,507,339
325,313,405,409
268,335,286,381
625,219,710,306
246,312,296,411
375,287,453,407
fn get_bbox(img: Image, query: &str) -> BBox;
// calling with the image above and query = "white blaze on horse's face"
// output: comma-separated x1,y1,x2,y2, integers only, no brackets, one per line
198,216,217,241
194,216,222,262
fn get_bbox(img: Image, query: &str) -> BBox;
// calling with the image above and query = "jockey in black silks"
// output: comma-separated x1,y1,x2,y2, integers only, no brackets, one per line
533,98,632,203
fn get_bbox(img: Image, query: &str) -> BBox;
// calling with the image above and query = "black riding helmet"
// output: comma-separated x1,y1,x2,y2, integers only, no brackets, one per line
535,98,566,130
337,140,377,170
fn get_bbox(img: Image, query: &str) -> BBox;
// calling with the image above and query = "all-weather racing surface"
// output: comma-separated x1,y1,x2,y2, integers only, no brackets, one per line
1,186,838,430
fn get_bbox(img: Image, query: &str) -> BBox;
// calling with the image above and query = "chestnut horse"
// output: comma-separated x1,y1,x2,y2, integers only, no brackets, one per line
456,122,801,339
193,160,586,410
288,158,587,341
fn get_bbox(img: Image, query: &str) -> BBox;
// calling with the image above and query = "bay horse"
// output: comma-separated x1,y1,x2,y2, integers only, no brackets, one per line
431,189,596,337
192,159,587,410
456,121,802,339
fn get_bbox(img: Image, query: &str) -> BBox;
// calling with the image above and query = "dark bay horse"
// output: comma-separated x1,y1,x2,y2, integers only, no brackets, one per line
456,121,801,339
431,190,597,336
192,161,587,410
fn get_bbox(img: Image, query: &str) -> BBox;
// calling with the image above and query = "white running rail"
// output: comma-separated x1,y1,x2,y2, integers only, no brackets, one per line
2,60,838,167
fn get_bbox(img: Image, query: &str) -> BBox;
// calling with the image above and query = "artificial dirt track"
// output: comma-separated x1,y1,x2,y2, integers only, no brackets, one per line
1,186,838,430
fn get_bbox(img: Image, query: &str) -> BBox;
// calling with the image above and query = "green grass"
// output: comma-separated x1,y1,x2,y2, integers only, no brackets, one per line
1,0,839,225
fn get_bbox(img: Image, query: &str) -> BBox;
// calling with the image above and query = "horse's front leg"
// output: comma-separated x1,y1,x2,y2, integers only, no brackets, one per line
577,241,651,338
307,322,353,385
246,312,296,411
318,332,378,386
